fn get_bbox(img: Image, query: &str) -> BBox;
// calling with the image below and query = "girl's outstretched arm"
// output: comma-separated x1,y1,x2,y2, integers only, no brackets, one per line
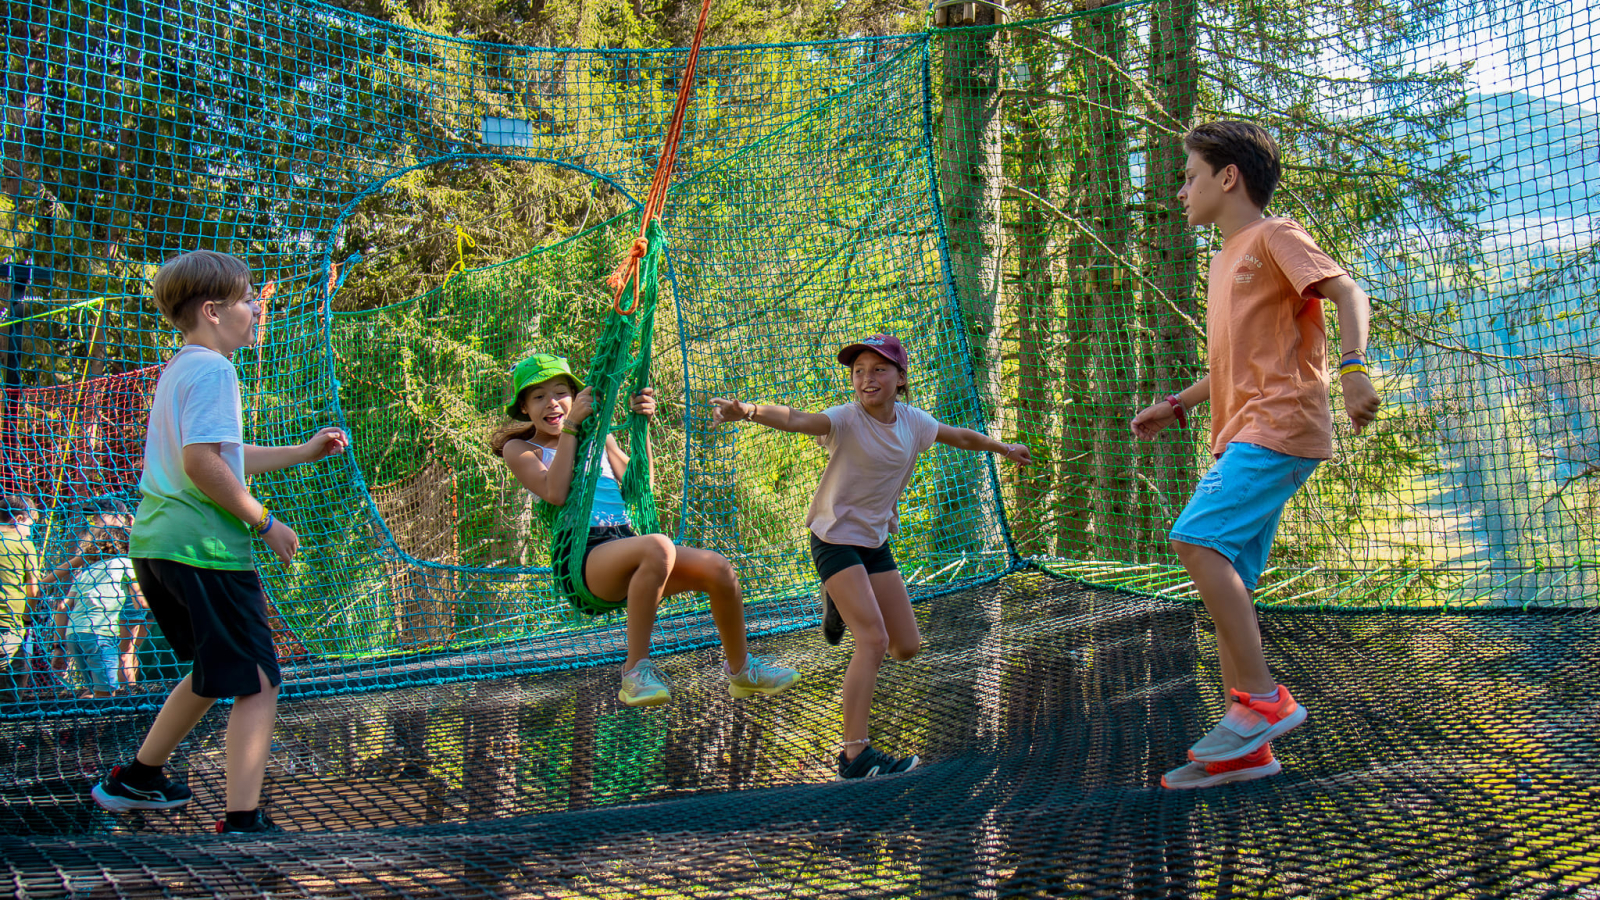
710,398,831,436
934,424,1034,466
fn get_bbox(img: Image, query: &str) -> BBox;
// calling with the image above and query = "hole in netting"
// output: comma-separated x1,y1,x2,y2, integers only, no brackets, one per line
325,159,685,580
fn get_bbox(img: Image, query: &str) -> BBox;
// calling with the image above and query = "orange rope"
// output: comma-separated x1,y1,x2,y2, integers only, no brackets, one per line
607,0,715,313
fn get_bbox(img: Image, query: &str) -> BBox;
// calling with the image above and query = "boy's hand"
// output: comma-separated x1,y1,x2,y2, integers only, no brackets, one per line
1001,443,1034,466
709,397,749,425
262,519,299,564
1130,401,1177,440
303,427,348,462
567,387,595,425
629,387,657,419
1342,372,1382,434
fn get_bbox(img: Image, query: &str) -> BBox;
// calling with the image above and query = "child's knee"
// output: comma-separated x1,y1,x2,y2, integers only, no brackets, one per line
637,534,676,573
887,637,921,661
855,628,890,659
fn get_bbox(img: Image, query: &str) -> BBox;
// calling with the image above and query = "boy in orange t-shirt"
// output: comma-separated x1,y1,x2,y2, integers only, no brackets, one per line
1131,121,1382,789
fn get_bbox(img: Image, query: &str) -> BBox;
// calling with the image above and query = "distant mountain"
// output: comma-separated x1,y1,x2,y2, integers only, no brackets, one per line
1452,92,1600,224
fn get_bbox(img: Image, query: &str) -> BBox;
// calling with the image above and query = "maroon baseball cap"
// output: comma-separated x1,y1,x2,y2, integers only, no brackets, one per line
838,334,909,371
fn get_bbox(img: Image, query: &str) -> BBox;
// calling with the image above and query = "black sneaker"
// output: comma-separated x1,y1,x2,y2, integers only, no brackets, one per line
837,746,920,780
820,585,845,646
217,810,284,834
91,764,193,812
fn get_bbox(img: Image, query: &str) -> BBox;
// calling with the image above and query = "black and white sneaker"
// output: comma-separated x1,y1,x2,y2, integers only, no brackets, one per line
217,810,284,834
819,585,845,646
837,746,920,780
91,764,193,811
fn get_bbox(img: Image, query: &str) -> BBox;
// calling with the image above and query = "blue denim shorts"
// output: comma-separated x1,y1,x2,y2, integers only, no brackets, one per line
69,632,120,694
1169,442,1321,591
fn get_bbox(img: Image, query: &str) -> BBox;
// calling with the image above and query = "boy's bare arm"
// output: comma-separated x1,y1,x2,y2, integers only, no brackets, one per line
1317,275,1371,358
243,426,348,475
1130,375,1211,440
1316,275,1382,434
183,443,300,563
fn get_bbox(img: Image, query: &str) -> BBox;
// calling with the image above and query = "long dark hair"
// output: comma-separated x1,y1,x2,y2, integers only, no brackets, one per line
489,419,543,458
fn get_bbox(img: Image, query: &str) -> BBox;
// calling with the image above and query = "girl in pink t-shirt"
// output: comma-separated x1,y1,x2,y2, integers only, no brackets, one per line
713,334,1032,780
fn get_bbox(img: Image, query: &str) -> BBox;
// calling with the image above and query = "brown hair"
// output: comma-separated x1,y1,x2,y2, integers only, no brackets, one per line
489,420,542,457
1183,120,1282,210
153,250,252,331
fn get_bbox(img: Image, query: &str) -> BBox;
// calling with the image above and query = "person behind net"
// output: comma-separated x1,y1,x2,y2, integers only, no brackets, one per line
52,515,140,699
1131,121,1383,789
712,335,1033,780
37,497,135,691
492,353,799,708
91,250,349,834
0,493,40,705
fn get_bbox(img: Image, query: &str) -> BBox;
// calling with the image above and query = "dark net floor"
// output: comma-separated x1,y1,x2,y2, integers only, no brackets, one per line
3,570,1598,897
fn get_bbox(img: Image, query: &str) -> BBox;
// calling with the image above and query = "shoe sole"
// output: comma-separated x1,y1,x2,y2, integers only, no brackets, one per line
729,679,798,700
91,783,190,812
1190,704,1308,763
618,690,672,708
1162,759,1281,790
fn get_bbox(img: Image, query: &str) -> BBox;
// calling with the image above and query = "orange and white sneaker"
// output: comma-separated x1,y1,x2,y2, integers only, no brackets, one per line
1162,745,1280,789
1188,686,1306,763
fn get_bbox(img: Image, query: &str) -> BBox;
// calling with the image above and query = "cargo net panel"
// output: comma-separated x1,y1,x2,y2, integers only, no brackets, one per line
2,572,1598,898
0,0,1596,721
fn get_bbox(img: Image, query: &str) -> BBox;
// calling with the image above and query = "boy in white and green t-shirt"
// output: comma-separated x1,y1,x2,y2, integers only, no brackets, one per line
90,250,348,834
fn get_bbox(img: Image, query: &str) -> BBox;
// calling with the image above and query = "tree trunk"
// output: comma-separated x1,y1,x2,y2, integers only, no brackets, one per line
937,17,1004,554
1082,8,1134,558
1144,0,1201,557
1010,11,1056,560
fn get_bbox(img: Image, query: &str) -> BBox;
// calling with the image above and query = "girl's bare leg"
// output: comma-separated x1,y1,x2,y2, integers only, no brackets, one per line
661,546,747,669
825,566,887,760
584,535,676,670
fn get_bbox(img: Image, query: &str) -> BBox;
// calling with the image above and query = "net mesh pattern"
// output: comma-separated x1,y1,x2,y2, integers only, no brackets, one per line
2,0,1599,891
4,571,1598,896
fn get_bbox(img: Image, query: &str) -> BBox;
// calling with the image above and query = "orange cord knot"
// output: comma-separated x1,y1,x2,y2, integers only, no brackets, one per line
606,237,652,312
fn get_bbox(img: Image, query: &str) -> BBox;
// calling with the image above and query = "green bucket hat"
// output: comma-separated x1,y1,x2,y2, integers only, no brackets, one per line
506,353,584,420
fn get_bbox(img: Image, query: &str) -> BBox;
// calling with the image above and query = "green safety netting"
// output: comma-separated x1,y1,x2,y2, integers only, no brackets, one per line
0,0,1596,889
0,0,1593,703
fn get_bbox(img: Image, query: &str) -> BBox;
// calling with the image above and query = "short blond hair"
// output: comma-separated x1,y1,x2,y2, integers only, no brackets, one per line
153,250,252,331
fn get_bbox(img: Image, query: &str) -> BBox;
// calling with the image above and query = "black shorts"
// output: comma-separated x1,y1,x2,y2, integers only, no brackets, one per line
810,533,897,584
133,558,281,699
554,524,636,615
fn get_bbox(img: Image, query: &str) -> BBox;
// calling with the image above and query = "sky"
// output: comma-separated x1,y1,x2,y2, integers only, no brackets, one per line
1417,0,1598,112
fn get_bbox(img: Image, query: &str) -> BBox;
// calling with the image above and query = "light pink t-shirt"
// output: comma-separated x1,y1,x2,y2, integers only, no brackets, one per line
806,401,941,547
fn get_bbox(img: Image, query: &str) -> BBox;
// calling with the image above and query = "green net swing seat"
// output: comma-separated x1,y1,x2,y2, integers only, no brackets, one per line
3,0,1600,894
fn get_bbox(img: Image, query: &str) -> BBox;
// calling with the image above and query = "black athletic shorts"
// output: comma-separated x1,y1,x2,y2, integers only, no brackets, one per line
133,558,281,699
554,524,637,615
810,533,897,584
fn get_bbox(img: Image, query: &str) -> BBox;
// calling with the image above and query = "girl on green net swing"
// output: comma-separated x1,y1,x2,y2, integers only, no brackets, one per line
492,352,799,708
712,334,1033,779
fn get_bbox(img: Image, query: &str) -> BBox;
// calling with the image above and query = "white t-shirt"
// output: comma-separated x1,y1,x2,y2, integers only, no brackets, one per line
806,401,940,547
130,344,253,569
66,557,137,638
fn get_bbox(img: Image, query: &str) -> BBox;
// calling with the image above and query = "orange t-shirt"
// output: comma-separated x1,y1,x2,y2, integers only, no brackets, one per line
1205,217,1345,460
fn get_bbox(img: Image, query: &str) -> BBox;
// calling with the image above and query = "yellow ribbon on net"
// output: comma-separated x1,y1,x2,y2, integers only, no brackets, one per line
443,225,476,285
